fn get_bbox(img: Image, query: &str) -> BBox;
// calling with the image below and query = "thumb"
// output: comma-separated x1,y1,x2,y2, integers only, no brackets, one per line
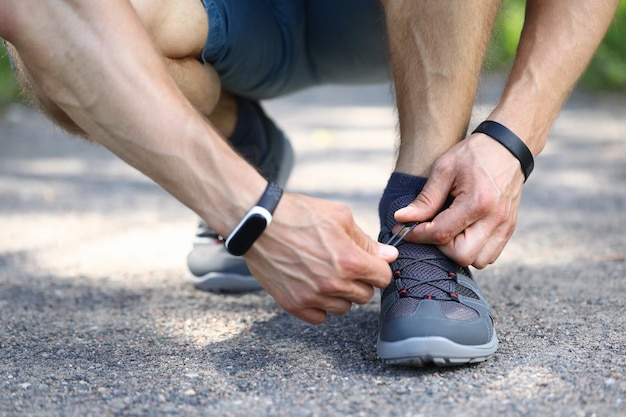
346,226,397,288
350,224,398,263
376,242,399,263
394,175,452,223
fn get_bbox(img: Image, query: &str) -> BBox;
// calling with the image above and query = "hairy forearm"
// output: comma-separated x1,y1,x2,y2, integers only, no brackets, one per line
489,0,619,155
0,0,265,236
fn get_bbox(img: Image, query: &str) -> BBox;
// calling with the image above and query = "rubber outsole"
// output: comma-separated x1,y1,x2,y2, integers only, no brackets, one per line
188,272,263,293
377,332,498,367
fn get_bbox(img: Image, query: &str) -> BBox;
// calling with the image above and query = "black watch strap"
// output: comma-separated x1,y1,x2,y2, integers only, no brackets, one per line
224,181,283,256
256,181,283,214
473,120,534,182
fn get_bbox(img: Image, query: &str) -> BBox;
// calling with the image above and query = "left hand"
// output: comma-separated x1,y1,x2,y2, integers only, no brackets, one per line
394,132,526,268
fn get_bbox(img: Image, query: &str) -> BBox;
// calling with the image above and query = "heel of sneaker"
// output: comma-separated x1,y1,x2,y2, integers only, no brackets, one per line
268,130,294,188
188,271,263,293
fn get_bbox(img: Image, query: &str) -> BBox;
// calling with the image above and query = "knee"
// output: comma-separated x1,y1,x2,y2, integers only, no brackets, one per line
130,0,208,59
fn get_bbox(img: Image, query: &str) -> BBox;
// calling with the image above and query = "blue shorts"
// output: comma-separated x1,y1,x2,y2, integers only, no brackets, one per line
200,0,389,100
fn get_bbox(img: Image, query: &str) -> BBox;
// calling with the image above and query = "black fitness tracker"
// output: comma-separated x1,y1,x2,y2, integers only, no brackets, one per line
224,181,283,256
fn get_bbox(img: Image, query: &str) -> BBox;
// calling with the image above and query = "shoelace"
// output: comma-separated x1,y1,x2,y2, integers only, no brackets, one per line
385,223,463,302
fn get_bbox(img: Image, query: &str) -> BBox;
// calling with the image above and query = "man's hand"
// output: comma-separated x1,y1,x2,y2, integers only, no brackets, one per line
244,193,398,324
394,133,525,269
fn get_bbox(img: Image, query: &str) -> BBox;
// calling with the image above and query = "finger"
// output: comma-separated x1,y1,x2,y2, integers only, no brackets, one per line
376,242,400,263
292,307,328,325
394,171,454,224
317,296,354,317
347,249,393,289
280,293,354,324
293,298,355,323
326,280,376,305
345,220,398,262
349,281,376,305
464,216,515,268
437,216,512,268
400,196,479,247
472,234,507,268
343,224,396,289
437,228,479,267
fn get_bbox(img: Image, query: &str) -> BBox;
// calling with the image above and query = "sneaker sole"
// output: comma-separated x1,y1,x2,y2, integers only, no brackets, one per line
188,271,263,293
377,332,498,367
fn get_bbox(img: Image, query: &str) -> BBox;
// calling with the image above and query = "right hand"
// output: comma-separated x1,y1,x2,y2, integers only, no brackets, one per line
393,133,524,269
244,192,398,324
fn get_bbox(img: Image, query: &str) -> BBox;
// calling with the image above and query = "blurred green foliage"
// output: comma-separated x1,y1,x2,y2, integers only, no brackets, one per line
486,0,527,70
487,0,626,90
581,0,626,90
0,43,22,105
0,1,624,107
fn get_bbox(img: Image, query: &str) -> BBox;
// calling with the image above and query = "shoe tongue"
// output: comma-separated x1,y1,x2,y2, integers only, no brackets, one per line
385,195,416,230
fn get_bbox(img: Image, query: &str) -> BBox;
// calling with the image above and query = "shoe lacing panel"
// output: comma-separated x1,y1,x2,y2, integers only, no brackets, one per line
383,223,479,320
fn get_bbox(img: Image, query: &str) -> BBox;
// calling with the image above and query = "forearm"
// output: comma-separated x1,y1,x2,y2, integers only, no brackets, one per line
1,0,400,325
1,0,265,236
387,0,617,268
489,0,619,156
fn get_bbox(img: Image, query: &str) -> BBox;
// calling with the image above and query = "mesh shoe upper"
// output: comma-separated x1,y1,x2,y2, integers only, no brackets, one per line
378,195,495,346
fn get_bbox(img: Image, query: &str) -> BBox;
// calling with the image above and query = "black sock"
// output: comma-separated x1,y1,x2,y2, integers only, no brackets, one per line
378,172,428,230
228,97,269,167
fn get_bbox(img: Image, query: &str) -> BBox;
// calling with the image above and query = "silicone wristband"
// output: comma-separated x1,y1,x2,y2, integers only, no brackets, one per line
473,120,534,182
224,181,283,256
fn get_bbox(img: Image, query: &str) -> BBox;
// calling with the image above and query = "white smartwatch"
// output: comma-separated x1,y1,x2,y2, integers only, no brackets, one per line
224,182,283,256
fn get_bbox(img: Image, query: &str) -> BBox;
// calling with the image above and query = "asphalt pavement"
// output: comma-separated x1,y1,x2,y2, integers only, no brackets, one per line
1,77,625,417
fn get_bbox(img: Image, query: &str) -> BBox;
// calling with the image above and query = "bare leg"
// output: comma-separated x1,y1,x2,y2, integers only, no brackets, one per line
5,42,87,136
127,0,239,134
7,0,236,138
381,0,499,177
163,57,236,137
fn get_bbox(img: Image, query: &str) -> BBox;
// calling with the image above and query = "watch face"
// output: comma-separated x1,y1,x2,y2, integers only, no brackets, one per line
226,214,268,256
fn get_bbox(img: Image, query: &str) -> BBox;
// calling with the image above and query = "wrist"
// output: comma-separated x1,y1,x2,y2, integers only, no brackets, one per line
487,85,553,158
224,181,283,256
472,121,534,182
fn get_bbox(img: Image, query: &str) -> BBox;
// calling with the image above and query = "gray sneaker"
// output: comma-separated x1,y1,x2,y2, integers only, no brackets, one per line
377,195,498,366
186,102,294,292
